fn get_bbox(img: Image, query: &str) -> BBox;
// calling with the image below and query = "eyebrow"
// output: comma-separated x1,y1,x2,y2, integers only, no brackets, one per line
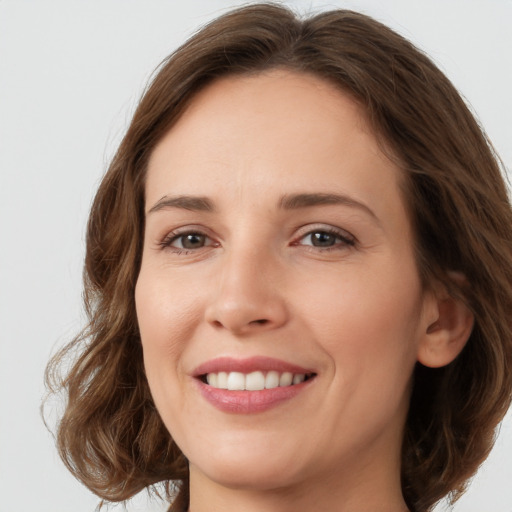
148,195,215,214
147,192,379,224
278,192,379,222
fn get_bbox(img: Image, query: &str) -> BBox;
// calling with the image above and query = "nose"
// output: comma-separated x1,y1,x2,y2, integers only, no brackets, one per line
205,247,289,335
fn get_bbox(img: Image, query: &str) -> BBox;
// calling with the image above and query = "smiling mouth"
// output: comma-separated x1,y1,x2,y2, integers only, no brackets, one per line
199,371,317,391
194,357,317,413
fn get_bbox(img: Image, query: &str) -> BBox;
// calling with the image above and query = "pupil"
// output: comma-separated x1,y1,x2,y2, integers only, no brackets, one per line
312,232,335,246
182,234,204,249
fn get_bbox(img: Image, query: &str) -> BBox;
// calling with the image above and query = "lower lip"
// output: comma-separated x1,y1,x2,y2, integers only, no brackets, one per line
195,379,314,414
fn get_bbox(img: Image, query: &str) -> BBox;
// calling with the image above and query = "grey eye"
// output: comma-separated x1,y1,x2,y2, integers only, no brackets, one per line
176,233,207,249
298,228,355,249
308,232,337,247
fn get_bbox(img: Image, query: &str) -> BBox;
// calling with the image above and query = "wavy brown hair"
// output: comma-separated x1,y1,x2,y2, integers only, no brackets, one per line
45,4,512,512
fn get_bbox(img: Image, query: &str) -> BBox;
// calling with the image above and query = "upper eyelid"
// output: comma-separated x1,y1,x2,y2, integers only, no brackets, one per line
162,229,213,244
161,225,213,239
293,223,356,241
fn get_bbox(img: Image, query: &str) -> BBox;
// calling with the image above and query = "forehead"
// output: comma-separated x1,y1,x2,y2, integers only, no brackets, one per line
152,70,373,163
145,70,406,225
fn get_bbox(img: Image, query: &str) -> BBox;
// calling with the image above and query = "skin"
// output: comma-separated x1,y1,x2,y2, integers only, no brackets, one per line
135,70,450,512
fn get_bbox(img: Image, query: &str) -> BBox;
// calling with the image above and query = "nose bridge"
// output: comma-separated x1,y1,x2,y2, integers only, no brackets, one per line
206,232,288,334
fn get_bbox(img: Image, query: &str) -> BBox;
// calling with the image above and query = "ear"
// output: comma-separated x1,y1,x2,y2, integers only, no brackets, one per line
417,273,474,368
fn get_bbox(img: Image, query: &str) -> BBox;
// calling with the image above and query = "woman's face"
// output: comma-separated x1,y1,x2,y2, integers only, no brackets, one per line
136,71,436,497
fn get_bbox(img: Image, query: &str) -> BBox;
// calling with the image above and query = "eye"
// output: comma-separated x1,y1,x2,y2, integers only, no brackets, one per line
160,230,216,252
174,233,208,249
297,228,355,250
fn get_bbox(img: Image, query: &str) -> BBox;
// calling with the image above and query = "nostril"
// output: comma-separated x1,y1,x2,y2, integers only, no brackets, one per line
252,319,269,325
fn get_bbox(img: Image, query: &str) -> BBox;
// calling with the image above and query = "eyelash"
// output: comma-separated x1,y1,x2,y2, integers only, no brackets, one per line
294,227,356,251
158,226,356,254
159,230,217,254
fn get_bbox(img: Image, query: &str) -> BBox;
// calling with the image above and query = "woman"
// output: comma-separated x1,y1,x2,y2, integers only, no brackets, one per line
46,3,512,511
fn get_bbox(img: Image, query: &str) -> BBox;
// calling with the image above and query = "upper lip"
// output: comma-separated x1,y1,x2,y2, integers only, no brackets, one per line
192,356,314,377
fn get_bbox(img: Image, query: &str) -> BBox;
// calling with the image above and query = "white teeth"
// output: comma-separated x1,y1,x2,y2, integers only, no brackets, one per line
204,370,311,390
227,371,245,390
246,371,265,391
292,374,305,385
279,372,293,386
265,371,280,389
217,371,228,389
206,373,218,387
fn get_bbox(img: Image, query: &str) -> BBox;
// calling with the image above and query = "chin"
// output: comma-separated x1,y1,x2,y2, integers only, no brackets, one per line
187,436,305,491
195,460,299,492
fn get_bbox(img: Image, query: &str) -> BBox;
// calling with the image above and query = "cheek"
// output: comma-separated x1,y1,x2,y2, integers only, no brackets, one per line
136,265,196,341
134,270,204,440
135,269,201,386
300,260,424,371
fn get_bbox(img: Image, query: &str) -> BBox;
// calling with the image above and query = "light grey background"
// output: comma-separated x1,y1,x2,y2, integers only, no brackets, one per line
1,1,511,511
